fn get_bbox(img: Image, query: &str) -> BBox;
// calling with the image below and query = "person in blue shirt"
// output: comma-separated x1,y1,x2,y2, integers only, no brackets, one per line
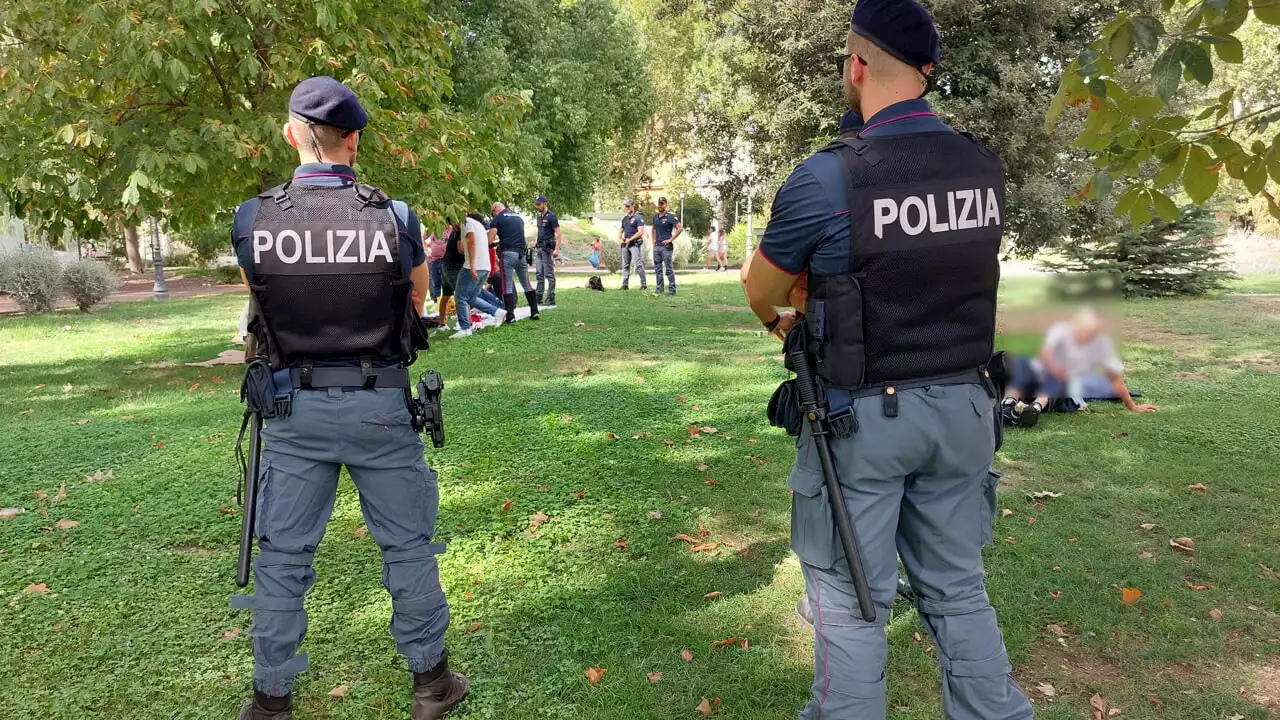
650,196,683,296
489,202,539,321
741,3,1032,719
618,198,647,290
229,77,468,720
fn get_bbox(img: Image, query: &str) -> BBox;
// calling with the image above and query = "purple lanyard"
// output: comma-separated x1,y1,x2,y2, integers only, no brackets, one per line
859,111,937,135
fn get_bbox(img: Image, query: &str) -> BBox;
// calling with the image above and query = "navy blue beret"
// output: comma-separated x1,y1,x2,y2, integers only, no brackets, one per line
850,0,940,70
535,195,549,204
289,76,368,131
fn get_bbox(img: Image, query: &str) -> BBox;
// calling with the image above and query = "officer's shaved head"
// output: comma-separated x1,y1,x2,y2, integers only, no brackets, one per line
492,202,506,215
844,29,932,116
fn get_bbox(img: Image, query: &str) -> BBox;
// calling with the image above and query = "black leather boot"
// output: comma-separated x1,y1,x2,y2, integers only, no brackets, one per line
412,654,470,720
237,692,292,720
503,293,517,323
524,291,541,320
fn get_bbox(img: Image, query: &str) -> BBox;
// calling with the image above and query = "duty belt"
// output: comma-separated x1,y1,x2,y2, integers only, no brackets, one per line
835,368,994,420
289,366,411,390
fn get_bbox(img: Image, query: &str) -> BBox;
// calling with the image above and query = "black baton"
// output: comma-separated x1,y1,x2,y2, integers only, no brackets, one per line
787,340,877,622
235,411,263,588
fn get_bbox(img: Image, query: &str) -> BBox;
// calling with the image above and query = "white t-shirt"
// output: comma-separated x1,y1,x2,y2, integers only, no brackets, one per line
1038,321,1124,379
462,217,491,272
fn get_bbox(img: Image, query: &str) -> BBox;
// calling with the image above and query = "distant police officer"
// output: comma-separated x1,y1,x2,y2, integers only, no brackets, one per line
651,197,682,296
533,195,562,307
489,202,539,322
230,77,468,720
742,3,1033,719
618,199,647,290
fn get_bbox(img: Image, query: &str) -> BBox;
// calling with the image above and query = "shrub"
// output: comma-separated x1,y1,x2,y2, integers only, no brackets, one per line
0,250,63,315
683,239,706,268
182,226,228,268
601,242,623,274
163,249,194,267
61,260,119,312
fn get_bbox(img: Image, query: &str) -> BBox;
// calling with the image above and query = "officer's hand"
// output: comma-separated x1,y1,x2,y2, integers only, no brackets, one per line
471,269,480,281
1133,403,1159,413
789,273,809,311
772,310,798,342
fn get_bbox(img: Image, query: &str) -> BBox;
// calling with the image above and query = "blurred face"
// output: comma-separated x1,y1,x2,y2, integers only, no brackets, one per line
658,201,668,213
625,204,634,214
536,202,548,213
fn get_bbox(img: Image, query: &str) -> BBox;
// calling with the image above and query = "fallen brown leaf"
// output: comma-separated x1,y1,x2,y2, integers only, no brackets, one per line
1209,608,1223,621
353,525,368,539
749,508,761,517
1090,693,1108,719
705,478,721,487
222,627,241,641
1182,579,1212,591
696,697,717,717
19,408,34,415
700,426,718,434
1047,624,1067,637
704,591,722,600
711,636,739,647
561,414,572,422
585,667,606,685
1036,682,1057,697
647,510,663,520
663,439,675,447
697,463,708,472
632,433,650,439
1001,508,1014,517
1170,537,1195,554
0,507,26,519
646,672,662,683
1111,431,1128,439
606,432,619,440
188,383,200,392
54,483,67,503
500,499,514,512
673,533,698,543
72,418,91,425
692,404,701,411
1187,483,1208,493
328,684,349,698
740,638,749,650
572,490,587,499
1121,587,1142,606
1138,551,1154,559
530,511,549,527
462,622,485,635
1052,566,1061,573
1028,491,1063,500
55,519,79,530
85,469,114,483
218,504,238,515
635,375,646,383
24,583,49,595
1048,590,1063,599
681,648,694,662
1027,517,1037,525
1069,537,1079,544
152,441,165,449
574,321,585,327
678,395,686,403
689,543,718,552
613,537,628,550
1140,523,1156,531
211,376,224,384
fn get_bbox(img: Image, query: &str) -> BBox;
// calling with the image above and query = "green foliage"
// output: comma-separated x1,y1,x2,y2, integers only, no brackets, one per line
442,0,651,214
0,0,531,241
61,260,118,312
0,249,63,314
683,239,707,268
1048,3,1280,224
179,225,229,268
685,0,1139,254
680,193,715,239
601,241,623,274
1041,202,1235,296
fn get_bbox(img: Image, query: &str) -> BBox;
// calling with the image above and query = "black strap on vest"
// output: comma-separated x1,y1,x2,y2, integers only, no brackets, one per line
288,366,410,389
354,183,388,210
268,183,294,212
825,136,885,167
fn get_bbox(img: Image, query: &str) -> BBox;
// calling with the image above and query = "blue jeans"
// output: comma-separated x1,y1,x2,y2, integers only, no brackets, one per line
233,388,449,696
455,269,501,330
503,250,532,294
428,258,444,302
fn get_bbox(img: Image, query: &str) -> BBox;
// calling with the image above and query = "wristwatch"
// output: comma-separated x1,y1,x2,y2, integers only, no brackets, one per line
763,314,782,332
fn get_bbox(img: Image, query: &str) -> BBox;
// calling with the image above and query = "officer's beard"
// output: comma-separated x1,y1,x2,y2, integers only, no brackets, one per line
845,82,863,119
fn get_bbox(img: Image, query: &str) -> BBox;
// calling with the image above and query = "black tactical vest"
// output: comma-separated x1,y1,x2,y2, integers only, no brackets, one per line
247,182,415,368
806,131,1004,388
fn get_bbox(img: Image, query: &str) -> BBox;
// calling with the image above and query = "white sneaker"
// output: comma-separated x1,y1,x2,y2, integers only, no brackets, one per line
494,309,508,325
450,328,474,339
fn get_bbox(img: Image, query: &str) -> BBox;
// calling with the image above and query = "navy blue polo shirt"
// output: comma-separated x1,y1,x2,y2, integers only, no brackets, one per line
758,99,954,277
491,209,527,253
652,211,680,243
621,212,645,246
536,210,559,249
231,163,425,279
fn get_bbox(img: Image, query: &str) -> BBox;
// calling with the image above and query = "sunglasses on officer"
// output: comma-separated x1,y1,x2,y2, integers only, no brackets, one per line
833,51,869,77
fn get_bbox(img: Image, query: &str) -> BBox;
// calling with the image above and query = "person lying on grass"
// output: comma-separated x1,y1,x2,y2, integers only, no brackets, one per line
1002,306,1157,428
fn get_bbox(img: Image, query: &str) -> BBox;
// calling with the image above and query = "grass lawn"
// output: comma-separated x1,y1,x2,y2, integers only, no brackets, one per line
1,272,1277,719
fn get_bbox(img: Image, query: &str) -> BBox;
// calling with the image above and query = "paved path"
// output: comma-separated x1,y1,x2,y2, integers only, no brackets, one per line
0,274,245,315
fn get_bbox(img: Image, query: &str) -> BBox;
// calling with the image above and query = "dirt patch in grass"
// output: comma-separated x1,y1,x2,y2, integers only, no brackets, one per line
1120,321,1211,359
171,544,213,555
1172,371,1211,382
707,304,750,313
1243,661,1280,709
1020,644,1125,692
1232,351,1280,373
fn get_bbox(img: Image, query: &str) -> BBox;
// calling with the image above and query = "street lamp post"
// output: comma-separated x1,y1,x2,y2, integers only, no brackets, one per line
151,218,169,300
745,192,754,257
679,192,685,226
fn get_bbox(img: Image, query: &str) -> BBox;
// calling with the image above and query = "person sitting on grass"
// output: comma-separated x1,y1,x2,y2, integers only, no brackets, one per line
1002,306,1157,427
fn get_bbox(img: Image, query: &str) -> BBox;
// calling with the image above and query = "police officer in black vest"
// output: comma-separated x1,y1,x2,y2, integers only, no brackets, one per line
230,77,468,720
742,3,1033,718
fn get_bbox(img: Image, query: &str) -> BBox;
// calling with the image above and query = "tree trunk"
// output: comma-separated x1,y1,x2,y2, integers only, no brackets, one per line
123,224,143,273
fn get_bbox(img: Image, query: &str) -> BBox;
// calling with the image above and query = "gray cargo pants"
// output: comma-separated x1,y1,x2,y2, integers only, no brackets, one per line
790,384,1031,720
652,243,676,294
621,244,646,289
232,387,449,697
534,247,556,303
